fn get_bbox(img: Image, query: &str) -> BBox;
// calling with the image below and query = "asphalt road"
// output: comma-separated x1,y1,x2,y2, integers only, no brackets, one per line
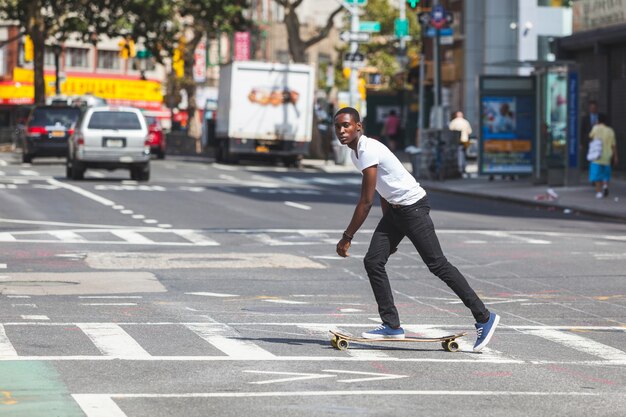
1,152,625,417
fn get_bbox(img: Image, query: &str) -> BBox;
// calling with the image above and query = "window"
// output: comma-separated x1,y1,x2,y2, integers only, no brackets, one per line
97,50,120,70
88,111,142,130
44,47,56,67
65,48,90,68
130,57,156,72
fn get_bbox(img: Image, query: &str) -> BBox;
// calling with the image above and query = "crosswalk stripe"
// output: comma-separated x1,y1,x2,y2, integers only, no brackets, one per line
0,325,17,357
73,394,127,417
185,323,276,359
173,230,219,246
0,232,16,242
49,231,87,242
110,230,155,244
523,329,626,363
76,323,151,359
298,324,391,360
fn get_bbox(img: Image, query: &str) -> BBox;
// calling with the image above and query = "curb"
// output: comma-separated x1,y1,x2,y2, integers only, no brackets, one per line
420,181,626,223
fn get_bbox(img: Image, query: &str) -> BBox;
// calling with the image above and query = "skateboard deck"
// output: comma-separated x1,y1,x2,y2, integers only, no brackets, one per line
329,330,467,352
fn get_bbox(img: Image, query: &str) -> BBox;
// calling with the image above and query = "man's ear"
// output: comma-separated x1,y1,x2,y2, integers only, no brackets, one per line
356,122,362,131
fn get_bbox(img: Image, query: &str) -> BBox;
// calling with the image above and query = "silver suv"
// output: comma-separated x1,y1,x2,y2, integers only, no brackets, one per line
67,106,150,181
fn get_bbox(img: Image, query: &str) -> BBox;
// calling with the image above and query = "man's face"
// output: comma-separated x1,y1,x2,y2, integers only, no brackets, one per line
589,102,598,114
334,113,361,146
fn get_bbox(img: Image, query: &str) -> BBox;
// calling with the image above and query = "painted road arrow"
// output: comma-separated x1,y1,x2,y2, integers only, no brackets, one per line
245,370,407,384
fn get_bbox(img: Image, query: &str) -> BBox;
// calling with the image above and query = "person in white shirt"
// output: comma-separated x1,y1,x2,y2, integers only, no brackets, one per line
333,107,499,352
449,111,472,176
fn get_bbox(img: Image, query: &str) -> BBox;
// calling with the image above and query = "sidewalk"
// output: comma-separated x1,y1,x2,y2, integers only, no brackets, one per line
302,158,626,223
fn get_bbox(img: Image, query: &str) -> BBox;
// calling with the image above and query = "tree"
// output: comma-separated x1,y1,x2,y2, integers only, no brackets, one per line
173,0,248,143
0,0,89,104
273,0,343,158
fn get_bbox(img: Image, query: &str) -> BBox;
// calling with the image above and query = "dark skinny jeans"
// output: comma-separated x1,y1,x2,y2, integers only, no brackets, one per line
363,196,490,328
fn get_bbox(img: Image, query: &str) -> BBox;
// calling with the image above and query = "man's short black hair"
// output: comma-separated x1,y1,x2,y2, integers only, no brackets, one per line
334,107,360,123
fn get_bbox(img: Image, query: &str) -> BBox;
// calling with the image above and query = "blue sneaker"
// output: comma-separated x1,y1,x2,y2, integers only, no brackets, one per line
473,312,500,352
361,324,405,339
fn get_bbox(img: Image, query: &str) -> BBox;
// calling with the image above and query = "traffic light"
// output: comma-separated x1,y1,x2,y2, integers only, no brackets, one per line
358,78,367,100
24,35,34,62
172,49,184,78
118,39,128,59
118,37,136,59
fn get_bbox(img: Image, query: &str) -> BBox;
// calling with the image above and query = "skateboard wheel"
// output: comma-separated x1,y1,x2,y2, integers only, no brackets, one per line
330,338,338,348
447,340,460,352
441,341,449,350
337,339,349,350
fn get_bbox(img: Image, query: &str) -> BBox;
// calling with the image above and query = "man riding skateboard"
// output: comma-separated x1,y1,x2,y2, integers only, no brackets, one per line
333,107,499,352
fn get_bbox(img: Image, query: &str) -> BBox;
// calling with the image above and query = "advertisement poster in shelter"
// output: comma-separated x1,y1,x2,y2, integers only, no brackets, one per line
480,95,534,174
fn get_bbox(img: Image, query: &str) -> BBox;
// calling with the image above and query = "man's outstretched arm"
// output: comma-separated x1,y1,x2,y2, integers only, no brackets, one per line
336,165,377,257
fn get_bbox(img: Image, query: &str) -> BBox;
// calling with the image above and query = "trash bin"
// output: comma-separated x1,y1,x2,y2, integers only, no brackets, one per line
405,146,422,179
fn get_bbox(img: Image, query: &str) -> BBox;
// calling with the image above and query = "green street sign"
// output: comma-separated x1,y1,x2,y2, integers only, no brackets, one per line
136,50,152,59
395,18,409,37
359,21,381,32
346,0,367,5
407,0,420,7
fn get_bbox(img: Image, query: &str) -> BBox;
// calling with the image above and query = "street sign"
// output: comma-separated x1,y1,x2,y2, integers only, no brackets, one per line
340,31,371,43
406,0,420,7
345,0,367,5
418,12,431,26
343,51,366,69
430,4,453,29
394,18,409,38
359,21,381,32
425,27,453,37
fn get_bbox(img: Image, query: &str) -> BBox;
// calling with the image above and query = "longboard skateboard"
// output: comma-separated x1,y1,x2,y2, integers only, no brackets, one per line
329,330,467,352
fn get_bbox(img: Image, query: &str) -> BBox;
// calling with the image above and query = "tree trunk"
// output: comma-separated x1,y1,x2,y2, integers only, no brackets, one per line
27,2,46,104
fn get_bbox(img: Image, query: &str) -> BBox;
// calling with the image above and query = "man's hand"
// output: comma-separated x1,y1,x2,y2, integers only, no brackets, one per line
336,238,351,258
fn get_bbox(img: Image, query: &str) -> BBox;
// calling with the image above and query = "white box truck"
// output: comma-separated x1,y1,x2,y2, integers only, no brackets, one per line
214,61,315,166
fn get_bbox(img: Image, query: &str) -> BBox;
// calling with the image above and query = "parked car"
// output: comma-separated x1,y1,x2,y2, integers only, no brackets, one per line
144,115,166,159
20,105,81,163
66,106,150,181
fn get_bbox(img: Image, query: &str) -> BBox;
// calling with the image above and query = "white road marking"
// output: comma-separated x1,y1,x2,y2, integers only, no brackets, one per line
284,201,312,210
185,323,276,359
131,214,145,219
48,179,116,206
73,394,127,417
49,231,87,242
186,292,239,298
244,370,335,385
324,369,408,383
143,219,158,224
121,209,133,214
110,230,154,244
158,224,172,228
0,325,17,357
79,296,142,299
0,233,16,242
264,299,309,305
76,323,151,359
80,303,138,306
522,329,626,363
20,315,49,320
0,263,6,269
173,230,219,246
19,170,39,176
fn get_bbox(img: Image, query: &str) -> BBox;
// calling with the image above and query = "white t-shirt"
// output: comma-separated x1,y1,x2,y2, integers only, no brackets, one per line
350,135,426,205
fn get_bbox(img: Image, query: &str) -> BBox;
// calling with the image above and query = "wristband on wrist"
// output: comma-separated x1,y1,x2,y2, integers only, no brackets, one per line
342,231,353,241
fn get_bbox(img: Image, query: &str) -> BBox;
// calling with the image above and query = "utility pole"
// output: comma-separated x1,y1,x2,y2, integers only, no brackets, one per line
432,0,442,128
349,5,360,108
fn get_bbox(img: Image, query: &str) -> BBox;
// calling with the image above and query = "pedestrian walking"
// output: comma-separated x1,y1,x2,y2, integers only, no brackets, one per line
381,110,401,152
333,107,499,352
588,113,618,198
449,111,472,177
580,100,605,170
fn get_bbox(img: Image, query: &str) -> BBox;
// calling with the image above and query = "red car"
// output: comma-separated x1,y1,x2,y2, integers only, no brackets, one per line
144,115,166,159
